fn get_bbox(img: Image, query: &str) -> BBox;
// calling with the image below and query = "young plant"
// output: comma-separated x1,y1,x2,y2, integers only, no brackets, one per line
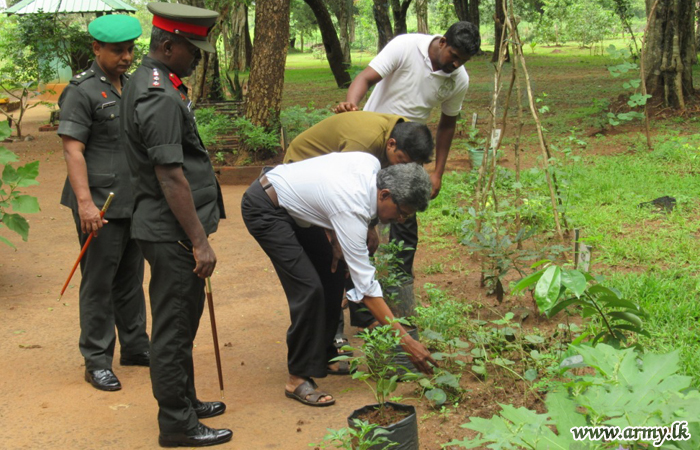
605,45,651,127
312,419,398,450
0,122,40,248
513,261,649,348
372,240,412,309
339,320,416,420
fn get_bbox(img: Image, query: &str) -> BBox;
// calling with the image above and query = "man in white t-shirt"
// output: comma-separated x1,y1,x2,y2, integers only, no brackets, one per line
335,21,480,288
241,152,437,407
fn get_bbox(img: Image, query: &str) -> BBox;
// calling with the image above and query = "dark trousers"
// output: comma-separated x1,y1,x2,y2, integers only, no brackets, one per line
389,216,419,277
73,212,149,371
137,240,205,434
241,181,344,378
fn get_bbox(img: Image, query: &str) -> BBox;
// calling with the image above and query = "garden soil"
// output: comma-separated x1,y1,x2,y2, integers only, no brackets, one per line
0,105,495,449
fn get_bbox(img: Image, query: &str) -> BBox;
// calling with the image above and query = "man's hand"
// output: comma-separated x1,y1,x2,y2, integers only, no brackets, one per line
333,102,359,114
401,334,438,375
78,200,107,236
366,226,379,254
192,240,217,279
429,172,443,199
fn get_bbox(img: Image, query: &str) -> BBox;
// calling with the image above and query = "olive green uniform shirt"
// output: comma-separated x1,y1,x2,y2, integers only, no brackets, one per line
120,56,224,242
58,61,133,218
283,111,405,166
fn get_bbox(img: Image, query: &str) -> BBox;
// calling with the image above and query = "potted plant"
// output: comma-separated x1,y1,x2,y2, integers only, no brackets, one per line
336,320,420,449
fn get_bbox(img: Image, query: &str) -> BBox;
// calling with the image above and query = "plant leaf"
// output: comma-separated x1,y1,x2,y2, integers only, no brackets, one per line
9,195,40,214
1,212,29,241
561,269,587,298
535,265,561,312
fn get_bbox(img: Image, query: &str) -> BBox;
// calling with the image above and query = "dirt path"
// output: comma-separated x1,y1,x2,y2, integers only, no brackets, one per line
1,106,409,449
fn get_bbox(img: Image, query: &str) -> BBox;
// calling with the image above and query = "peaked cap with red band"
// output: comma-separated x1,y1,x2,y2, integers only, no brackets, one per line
147,2,218,53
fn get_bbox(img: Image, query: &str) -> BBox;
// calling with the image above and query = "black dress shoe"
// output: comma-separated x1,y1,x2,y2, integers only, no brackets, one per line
120,351,150,367
194,401,226,419
159,422,233,447
85,369,122,391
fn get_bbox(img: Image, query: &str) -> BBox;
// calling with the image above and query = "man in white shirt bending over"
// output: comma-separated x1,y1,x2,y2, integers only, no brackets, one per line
335,22,481,281
241,152,437,407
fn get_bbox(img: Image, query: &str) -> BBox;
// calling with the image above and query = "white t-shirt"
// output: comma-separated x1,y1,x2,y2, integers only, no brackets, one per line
266,152,383,302
364,33,470,124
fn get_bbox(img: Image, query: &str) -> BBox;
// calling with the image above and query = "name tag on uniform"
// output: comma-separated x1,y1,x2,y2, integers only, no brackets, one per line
98,101,117,110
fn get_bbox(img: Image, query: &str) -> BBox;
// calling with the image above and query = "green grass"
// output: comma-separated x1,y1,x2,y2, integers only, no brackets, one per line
610,269,700,383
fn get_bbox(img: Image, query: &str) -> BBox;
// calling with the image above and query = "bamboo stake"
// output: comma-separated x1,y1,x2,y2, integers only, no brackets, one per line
639,0,661,151
503,3,565,240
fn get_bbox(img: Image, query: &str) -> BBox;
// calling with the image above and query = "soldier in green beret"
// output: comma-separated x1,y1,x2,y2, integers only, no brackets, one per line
59,14,150,393
121,3,232,447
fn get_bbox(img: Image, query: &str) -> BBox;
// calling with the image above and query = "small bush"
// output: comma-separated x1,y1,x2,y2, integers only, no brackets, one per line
194,107,233,148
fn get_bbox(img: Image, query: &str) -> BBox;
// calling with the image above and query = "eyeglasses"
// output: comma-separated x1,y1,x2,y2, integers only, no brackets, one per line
392,199,414,221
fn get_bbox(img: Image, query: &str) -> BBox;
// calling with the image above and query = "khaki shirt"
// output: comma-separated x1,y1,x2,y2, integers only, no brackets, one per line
283,111,405,166
58,61,133,219
120,56,224,242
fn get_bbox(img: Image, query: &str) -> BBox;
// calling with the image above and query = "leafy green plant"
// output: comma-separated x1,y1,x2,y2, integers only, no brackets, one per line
312,419,398,450
448,343,700,449
232,116,280,156
461,205,538,301
195,107,234,148
513,261,649,348
279,103,333,142
0,122,40,248
418,366,463,408
605,45,651,127
372,239,412,309
338,320,417,420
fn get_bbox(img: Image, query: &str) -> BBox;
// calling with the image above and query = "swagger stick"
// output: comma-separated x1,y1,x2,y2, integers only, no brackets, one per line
206,277,225,399
58,193,115,301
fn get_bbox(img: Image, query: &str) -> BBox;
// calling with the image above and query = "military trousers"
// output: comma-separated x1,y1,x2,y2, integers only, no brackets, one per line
241,181,344,378
72,212,149,371
137,239,205,434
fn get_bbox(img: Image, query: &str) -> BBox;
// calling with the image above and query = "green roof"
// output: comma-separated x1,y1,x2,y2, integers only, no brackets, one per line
5,0,136,15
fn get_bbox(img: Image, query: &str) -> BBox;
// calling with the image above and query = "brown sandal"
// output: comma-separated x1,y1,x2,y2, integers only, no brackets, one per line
284,379,335,407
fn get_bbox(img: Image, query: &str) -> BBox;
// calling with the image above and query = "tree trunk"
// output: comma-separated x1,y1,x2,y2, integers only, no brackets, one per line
373,0,394,52
492,0,509,62
390,0,413,36
245,0,289,128
415,0,429,34
453,0,480,28
328,0,353,67
227,2,250,72
303,0,352,87
181,0,226,104
643,0,695,109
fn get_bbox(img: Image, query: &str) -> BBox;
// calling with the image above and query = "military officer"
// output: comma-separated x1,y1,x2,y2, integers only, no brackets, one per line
59,14,150,392
120,3,231,447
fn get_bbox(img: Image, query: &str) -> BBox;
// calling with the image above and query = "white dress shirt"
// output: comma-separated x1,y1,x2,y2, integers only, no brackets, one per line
266,152,383,302
364,33,470,123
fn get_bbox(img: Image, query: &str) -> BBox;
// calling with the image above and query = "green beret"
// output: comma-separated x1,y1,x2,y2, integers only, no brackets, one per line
88,15,142,43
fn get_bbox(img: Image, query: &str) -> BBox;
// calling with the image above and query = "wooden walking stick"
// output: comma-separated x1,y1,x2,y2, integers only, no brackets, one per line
206,277,225,399
58,193,115,301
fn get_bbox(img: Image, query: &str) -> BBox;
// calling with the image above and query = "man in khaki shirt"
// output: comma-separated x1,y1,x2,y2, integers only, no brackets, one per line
284,111,433,167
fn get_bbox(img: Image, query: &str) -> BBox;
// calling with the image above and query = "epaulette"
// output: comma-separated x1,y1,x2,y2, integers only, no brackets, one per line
69,69,96,85
148,67,164,90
